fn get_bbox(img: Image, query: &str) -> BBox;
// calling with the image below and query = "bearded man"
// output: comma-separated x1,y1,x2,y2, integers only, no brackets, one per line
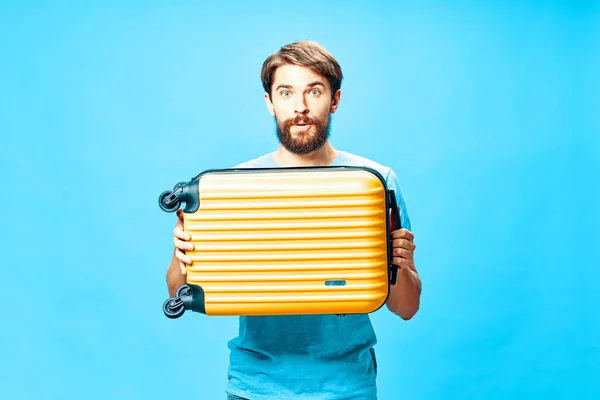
167,40,422,400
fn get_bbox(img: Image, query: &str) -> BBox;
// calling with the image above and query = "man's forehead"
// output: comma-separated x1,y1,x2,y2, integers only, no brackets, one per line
273,64,327,87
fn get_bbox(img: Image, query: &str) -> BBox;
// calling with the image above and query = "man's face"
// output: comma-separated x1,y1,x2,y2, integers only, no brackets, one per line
265,64,341,155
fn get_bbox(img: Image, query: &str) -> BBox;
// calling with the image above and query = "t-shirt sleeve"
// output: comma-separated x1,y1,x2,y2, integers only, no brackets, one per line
385,168,412,231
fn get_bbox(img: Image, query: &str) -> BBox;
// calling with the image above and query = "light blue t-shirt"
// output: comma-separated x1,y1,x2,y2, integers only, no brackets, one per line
225,150,411,400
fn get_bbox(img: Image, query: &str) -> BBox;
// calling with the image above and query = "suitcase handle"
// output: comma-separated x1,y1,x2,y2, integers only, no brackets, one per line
388,190,401,232
388,190,402,285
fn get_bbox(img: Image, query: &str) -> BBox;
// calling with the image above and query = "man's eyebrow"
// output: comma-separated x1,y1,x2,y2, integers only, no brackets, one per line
274,81,326,92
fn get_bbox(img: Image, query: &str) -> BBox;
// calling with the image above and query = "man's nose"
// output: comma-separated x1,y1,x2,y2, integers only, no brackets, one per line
294,95,309,114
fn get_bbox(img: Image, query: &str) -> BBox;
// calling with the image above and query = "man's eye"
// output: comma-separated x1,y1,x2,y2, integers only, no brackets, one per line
310,89,321,95
281,90,291,97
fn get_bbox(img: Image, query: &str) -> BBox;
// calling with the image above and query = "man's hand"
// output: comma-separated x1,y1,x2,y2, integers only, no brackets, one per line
386,227,420,319
173,209,194,275
391,228,416,273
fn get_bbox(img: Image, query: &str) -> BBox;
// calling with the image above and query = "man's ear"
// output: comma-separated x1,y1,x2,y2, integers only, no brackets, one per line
330,89,341,114
264,93,275,116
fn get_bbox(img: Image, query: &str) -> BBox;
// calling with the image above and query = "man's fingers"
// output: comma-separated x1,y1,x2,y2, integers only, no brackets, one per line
175,249,193,265
174,226,191,241
392,247,413,259
391,228,414,241
175,209,188,275
174,236,194,251
392,238,416,251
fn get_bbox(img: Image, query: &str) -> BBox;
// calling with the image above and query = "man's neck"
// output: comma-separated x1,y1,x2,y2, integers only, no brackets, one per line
273,142,339,167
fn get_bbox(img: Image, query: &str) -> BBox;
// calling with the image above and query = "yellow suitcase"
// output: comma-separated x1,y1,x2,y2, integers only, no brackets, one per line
159,166,402,318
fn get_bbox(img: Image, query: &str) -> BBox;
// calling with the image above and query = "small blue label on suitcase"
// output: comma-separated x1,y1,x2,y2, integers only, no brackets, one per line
325,280,347,286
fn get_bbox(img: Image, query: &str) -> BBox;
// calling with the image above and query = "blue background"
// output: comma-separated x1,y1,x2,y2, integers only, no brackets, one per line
1,1,598,399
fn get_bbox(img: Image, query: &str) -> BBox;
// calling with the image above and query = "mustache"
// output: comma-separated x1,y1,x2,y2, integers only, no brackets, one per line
283,114,318,129
293,114,314,124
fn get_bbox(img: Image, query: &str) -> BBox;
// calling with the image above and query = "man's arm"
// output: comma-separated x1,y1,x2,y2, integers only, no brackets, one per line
386,228,421,320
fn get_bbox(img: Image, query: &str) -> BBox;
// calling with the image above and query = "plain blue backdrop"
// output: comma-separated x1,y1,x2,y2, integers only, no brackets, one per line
1,1,598,399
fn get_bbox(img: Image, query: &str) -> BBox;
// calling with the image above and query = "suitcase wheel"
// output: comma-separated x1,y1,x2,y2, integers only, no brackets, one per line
158,191,181,213
163,297,185,319
176,285,192,298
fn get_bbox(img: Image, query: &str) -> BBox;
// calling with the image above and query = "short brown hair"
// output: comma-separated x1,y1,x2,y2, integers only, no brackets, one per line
261,40,343,99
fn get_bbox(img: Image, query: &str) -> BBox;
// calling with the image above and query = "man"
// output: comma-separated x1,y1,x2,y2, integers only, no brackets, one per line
166,40,421,400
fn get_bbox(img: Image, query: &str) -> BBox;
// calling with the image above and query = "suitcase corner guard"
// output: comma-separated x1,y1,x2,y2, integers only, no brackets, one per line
158,179,200,213
163,284,206,319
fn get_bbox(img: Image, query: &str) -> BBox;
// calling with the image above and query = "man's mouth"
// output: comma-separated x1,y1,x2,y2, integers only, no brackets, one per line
292,123,312,131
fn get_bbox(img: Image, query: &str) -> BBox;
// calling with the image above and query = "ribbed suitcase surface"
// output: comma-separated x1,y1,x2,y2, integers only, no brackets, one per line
181,168,390,316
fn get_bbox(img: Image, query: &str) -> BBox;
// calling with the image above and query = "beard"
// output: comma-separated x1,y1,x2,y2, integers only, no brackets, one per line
275,113,331,155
